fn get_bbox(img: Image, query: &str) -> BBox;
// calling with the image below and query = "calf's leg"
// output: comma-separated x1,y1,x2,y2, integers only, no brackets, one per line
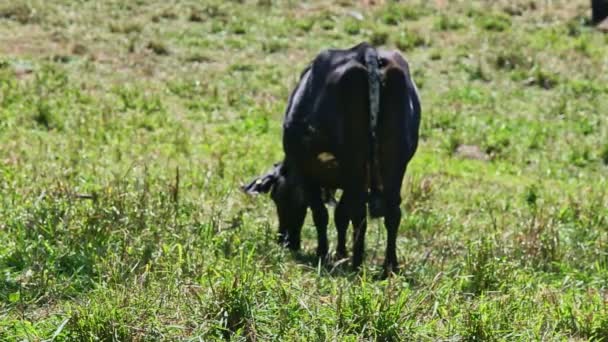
308,186,329,260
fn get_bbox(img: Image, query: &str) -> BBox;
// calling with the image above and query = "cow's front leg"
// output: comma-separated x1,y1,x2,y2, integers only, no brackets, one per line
276,197,306,251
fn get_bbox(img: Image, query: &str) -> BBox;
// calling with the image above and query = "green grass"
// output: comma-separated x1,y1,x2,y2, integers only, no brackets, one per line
1,0,608,340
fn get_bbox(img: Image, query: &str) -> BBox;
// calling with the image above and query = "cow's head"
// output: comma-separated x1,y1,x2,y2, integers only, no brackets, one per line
241,162,307,247
241,163,283,196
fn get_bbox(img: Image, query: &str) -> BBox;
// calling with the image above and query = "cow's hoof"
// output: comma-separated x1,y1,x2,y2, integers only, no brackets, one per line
277,236,288,247
335,250,348,260
352,255,364,272
317,248,330,264
317,254,331,265
382,263,400,278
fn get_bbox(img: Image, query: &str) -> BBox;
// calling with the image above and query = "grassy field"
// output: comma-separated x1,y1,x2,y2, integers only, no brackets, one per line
1,0,608,340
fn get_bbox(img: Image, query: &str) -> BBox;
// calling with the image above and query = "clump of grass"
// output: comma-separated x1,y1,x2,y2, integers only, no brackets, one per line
601,144,608,165
430,50,441,60
494,50,533,71
71,43,88,55
565,17,587,37
65,293,134,340
502,2,537,16
0,3,37,24
462,307,495,341
525,66,559,90
320,20,334,31
188,8,205,22
317,10,336,31
229,63,254,72
343,19,361,35
381,11,400,26
185,53,213,63
479,13,511,32
404,175,433,212
569,146,593,168
443,132,462,155
262,39,287,53
483,126,511,158
33,101,53,128
466,60,491,82
393,30,430,51
400,5,427,20
231,23,247,35
206,274,256,340
295,18,314,33
152,9,178,22
435,14,464,31
460,238,501,294
337,280,409,339
369,29,389,46
109,21,142,34
147,41,170,56
378,3,427,25
203,4,226,18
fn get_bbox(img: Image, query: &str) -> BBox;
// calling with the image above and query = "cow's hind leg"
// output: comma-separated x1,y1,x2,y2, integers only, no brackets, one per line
383,200,402,274
347,190,368,270
334,194,349,259
378,66,413,275
334,61,370,270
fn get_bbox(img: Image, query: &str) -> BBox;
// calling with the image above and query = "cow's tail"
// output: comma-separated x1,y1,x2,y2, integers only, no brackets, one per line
364,46,385,218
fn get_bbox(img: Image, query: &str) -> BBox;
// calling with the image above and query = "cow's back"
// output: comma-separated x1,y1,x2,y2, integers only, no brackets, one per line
281,43,419,191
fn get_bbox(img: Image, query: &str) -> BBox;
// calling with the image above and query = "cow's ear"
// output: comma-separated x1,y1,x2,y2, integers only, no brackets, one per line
241,164,281,195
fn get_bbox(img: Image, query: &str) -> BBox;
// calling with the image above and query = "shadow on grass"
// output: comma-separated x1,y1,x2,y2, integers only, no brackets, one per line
289,250,417,282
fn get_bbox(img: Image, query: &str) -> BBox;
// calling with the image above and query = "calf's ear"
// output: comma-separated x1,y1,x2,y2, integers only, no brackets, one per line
241,163,281,195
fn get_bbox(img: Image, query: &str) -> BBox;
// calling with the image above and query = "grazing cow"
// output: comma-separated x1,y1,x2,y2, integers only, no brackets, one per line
243,42,420,274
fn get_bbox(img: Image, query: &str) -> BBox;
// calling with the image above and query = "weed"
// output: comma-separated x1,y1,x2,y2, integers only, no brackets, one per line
369,29,389,46
295,18,314,33
479,13,511,32
525,66,559,89
343,19,361,35
188,8,205,22
435,14,464,31
147,41,170,55
394,30,429,51
109,22,143,34
262,39,287,54
0,3,37,24
152,8,178,22
460,238,502,294
601,144,608,165
494,50,533,71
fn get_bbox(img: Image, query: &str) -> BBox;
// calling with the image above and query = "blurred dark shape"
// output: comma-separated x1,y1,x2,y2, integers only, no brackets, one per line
591,0,608,24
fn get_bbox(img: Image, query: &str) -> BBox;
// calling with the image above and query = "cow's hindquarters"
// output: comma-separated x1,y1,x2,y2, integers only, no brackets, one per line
333,60,371,269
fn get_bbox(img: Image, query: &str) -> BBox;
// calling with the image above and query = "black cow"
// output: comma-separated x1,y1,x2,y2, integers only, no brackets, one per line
243,42,420,274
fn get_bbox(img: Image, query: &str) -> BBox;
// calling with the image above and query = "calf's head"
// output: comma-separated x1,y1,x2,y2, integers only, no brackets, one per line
241,163,307,248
